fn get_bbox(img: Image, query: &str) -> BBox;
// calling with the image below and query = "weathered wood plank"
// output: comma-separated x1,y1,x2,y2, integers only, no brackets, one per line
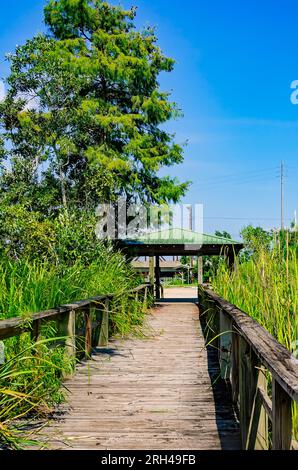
98,298,109,348
84,308,92,357
57,309,76,365
247,368,269,450
219,310,232,379
272,378,292,450
239,337,259,448
38,288,240,450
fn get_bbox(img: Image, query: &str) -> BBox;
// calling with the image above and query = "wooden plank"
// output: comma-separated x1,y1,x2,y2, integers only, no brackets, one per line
203,289,298,402
30,319,41,343
231,329,239,404
142,286,148,313
272,378,292,450
98,298,109,348
258,386,273,422
37,289,240,450
247,369,269,450
239,337,259,448
149,257,154,288
57,309,76,365
155,256,160,299
219,310,232,379
84,308,92,357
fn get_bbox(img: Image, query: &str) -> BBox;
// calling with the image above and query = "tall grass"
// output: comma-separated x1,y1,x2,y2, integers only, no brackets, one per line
0,248,149,448
211,247,298,440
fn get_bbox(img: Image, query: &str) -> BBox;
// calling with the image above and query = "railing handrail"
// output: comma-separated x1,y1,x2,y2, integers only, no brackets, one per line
199,285,298,450
0,283,151,341
204,287,298,402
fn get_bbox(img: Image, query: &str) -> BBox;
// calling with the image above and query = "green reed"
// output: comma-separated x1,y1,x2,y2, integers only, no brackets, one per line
0,250,150,448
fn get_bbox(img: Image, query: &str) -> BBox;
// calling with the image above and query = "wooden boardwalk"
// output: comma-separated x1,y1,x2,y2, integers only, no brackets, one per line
43,288,240,450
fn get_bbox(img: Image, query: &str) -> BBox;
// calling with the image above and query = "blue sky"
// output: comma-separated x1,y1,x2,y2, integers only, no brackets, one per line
0,0,298,238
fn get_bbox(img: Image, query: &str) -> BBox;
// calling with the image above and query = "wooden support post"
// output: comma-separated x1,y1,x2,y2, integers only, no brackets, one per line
58,310,76,363
84,308,92,357
149,257,154,287
231,329,239,404
239,337,259,448
98,297,109,348
31,319,41,343
197,255,203,284
219,310,232,379
143,286,148,312
155,255,160,299
272,378,292,450
247,368,269,450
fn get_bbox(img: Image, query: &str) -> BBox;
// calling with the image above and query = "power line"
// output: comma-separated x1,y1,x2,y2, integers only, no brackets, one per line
192,176,277,190
192,169,278,189
204,216,292,221
198,166,278,183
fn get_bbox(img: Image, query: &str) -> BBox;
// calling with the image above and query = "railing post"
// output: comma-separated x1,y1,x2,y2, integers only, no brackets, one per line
239,337,259,448
31,319,41,343
247,367,269,450
98,297,109,348
57,310,76,363
149,257,155,297
272,378,292,450
84,307,92,358
143,286,148,312
231,329,239,404
219,310,232,379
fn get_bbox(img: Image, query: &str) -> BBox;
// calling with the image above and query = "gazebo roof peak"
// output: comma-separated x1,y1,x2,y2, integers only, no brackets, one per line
122,227,241,246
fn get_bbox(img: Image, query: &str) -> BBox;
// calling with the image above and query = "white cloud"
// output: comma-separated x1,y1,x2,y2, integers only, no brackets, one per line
0,81,6,102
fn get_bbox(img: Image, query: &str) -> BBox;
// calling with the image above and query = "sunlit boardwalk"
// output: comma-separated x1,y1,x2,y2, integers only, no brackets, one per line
42,288,240,450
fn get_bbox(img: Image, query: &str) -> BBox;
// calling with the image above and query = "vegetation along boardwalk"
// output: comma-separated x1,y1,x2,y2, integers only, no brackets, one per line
41,288,240,450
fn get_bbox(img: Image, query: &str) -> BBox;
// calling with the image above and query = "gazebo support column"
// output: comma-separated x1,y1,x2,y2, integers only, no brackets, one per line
197,255,203,284
149,257,155,295
155,255,161,299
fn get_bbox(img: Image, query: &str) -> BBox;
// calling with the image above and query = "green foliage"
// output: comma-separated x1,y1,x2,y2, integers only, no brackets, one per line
240,224,272,254
214,230,232,239
0,251,151,448
0,0,189,211
200,230,232,282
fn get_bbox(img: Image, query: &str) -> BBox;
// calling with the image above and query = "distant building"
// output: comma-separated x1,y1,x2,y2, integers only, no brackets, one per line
131,259,183,280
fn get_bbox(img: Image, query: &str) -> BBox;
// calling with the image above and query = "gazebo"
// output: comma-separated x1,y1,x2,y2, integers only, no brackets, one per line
117,228,243,298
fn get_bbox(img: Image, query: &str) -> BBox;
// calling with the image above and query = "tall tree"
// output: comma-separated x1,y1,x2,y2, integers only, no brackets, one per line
0,0,189,212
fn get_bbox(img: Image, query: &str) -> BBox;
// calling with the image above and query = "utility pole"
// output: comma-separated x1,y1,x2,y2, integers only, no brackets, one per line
280,161,284,231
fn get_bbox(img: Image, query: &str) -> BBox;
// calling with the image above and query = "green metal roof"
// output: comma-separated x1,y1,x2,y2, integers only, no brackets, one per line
124,228,240,245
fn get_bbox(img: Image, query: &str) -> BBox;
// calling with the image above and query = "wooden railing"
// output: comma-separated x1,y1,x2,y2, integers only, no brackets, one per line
198,286,298,450
0,283,152,364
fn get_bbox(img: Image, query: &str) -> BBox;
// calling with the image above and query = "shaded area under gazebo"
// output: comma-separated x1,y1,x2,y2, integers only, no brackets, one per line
117,228,243,298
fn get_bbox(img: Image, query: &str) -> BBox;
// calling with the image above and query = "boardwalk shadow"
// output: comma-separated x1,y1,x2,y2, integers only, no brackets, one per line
199,312,241,450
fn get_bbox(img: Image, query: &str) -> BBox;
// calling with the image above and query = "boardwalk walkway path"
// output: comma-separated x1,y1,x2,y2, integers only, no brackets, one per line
44,288,240,450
